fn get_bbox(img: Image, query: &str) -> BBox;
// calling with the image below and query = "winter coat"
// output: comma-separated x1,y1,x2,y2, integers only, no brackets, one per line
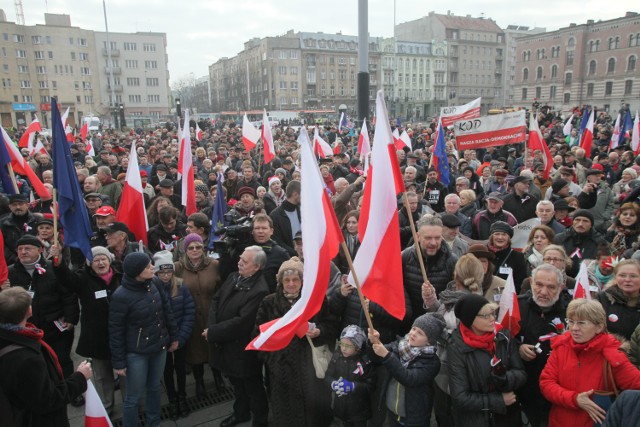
501,192,539,223
588,183,615,234
540,332,640,427
52,260,122,360
448,328,527,427
324,350,375,423
601,390,640,427
423,181,448,213
147,222,188,253
159,277,195,348
0,212,39,265
0,327,87,427
596,285,640,341
207,271,269,378
247,238,291,293
554,227,606,277
270,200,300,256
471,209,518,240
174,257,219,364
490,246,528,294
402,243,457,322
255,289,338,427
334,230,360,274
399,207,421,249
108,276,178,370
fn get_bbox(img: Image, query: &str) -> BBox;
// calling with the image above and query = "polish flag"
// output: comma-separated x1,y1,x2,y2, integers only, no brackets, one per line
80,122,89,143
527,111,553,179
31,139,48,156
609,113,621,150
349,90,406,320
357,120,371,161
398,130,412,150
115,139,148,245
573,260,592,300
195,122,203,141
61,106,70,130
497,270,521,337
247,126,342,351
313,126,333,158
180,110,196,216
392,128,403,150
86,139,95,156
261,110,275,164
0,125,50,199
562,114,574,136
332,138,342,155
631,111,639,155
176,120,184,178
242,114,260,151
580,109,595,158
18,115,42,148
85,380,113,427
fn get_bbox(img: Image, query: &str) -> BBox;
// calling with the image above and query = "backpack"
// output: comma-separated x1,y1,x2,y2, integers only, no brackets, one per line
0,344,26,427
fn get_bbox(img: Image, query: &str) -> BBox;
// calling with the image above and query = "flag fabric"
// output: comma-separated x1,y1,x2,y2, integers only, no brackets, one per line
573,260,592,300
86,138,95,156
176,120,184,178
357,120,371,161
440,97,482,127
247,126,343,351
497,271,521,337
195,122,203,141
85,380,113,427
18,116,42,148
208,172,228,250
578,106,590,141
562,114,574,136
610,113,621,150
313,126,333,158
528,112,553,179
339,112,347,132
261,110,275,164
580,109,595,158
115,139,148,245
349,90,406,320
180,110,196,216
632,111,640,155
620,110,634,145
432,117,450,187
32,139,48,156
0,131,18,194
0,126,50,199
392,128,403,150
51,98,94,261
80,121,89,143
398,130,412,150
242,114,260,152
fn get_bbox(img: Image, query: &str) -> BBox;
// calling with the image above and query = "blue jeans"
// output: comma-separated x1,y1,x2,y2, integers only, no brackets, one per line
123,351,167,427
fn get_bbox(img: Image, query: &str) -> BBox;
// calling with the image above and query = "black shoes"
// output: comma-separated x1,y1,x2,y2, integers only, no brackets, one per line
220,413,251,427
168,399,179,421
195,378,206,397
70,395,85,407
213,371,226,394
178,395,190,418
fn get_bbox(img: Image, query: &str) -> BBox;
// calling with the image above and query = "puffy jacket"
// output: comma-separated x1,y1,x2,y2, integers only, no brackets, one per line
0,212,39,265
402,243,457,323
602,390,640,427
555,227,606,277
540,332,640,427
596,285,640,341
159,278,195,348
501,192,539,223
471,209,518,240
108,275,178,370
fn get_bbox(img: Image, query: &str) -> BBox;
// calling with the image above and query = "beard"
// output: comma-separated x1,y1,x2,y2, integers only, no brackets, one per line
532,291,560,308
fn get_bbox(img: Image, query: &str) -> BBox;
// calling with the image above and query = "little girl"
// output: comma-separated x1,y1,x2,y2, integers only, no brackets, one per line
369,313,446,427
325,325,375,427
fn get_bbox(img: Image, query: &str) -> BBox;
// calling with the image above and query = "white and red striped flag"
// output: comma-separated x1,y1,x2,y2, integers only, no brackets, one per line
357,120,371,161
497,270,521,337
632,111,639,155
562,114,574,136
398,130,412,151
242,114,260,152
0,125,50,199
527,111,553,179
313,126,333,158
247,126,343,351
573,260,592,300
195,122,203,141
392,128,402,150
115,139,148,244
18,115,42,148
179,110,196,216
610,113,621,151
349,90,406,320
580,109,595,158
440,97,481,127
261,110,275,164
85,380,113,427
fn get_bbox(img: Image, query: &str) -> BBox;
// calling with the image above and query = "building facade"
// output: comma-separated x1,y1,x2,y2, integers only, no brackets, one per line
513,12,640,113
502,25,546,107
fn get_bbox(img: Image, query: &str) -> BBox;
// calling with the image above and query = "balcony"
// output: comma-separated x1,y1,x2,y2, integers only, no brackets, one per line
104,66,121,75
306,79,316,85
102,48,120,57
106,84,123,93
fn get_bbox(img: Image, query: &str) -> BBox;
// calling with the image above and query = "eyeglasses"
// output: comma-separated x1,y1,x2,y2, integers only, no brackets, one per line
337,341,356,350
157,270,173,276
187,246,204,251
566,319,592,328
543,257,565,263
476,311,498,320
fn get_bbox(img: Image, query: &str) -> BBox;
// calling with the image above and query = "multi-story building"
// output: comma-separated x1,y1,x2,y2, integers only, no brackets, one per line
0,10,171,129
502,25,546,107
513,12,640,113
396,11,506,114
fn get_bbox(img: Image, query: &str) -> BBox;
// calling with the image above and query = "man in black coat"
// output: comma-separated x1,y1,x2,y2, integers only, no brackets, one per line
423,167,448,213
246,214,290,293
269,180,301,256
502,175,539,223
206,246,270,427
0,194,39,265
555,209,606,277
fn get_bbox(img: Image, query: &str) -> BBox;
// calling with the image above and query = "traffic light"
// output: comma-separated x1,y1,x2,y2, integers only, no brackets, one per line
176,98,181,119
119,104,125,129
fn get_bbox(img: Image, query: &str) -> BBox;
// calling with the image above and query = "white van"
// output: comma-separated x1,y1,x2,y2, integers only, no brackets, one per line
83,116,101,132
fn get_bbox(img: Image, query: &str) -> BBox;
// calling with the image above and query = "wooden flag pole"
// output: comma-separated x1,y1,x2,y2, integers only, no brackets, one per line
257,143,263,176
402,193,429,285
340,241,377,341
7,164,19,194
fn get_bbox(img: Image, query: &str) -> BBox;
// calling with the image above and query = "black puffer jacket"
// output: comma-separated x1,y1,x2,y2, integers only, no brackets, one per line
0,212,39,265
108,276,177,370
490,246,528,294
597,285,640,341
402,243,457,323
146,222,188,253
555,227,606,277
324,349,375,423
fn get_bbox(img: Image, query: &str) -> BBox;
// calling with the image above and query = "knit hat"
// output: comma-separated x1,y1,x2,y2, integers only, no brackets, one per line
454,294,490,329
340,325,367,350
237,186,256,198
412,313,446,345
623,168,638,179
16,235,43,248
183,233,204,250
573,209,594,225
277,256,304,280
195,183,209,195
275,168,287,177
123,252,151,278
153,250,174,272
86,246,114,266
268,176,281,187
489,221,513,238
551,178,569,194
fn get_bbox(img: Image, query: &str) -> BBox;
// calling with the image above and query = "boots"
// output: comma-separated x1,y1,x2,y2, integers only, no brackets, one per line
213,370,226,394
168,398,179,421
195,378,206,398
178,395,190,418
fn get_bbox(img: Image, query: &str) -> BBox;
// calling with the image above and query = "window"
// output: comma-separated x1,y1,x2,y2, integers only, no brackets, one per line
69,37,74,45
33,51,42,60
16,49,26,58
41,96,50,103
588,60,596,75
607,58,616,73
125,59,138,68
13,34,24,43
605,81,613,95
564,93,571,103
32,35,42,44
36,66,46,74
70,52,76,60
587,83,594,97
84,95,93,104
48,51,53,59
124,42,137,51
22,95,33,103
550,85,557,99
291,81,298,90
2,64,6,72
521,88,527,100
280,97,287,105
627,56,636,72
589,40,600,52
625,80,633,95
566,51,574,66
551,64,558,78
103,41,117,50
20,80,31,88
127,77,140,86
128,95,142,103
17,65,28,73
279,50,287,59
565,72,572,85
144,60,157,69
535,87,542,99
52,81,57,89
79,52,88,61
143,43,156,52
148,95,160,103
279,81,287,89
74,81,79,89
80,67,91,75
536,66,543,80
290,50,298,59
82,81,92,89
39,81,48,88
146,77,159,86
522,68,529,81
78,38,87,46
290,66,298,75
291,96,298,105
278,66,286,75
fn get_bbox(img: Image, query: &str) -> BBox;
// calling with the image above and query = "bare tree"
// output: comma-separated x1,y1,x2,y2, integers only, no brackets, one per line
171,73,197,109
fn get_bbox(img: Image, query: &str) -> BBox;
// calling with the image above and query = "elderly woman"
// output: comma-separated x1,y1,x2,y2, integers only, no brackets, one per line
612,168,638,202
174,233,221,397
540,299,640,426
596,259,640,341
459,189,477,219
448,294,527,426
487,221,527,293
606,202,640,258
524,225,556,272
254,257,338,427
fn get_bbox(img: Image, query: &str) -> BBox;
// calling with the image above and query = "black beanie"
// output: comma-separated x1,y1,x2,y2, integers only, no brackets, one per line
551,178,569,194
489,221,513,238
16,234,43,248
454,294,490,329
123,252,151,278
572,209,594,226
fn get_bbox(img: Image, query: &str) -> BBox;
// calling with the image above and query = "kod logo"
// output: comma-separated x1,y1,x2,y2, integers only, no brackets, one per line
442,107,458,115
457,119,482,132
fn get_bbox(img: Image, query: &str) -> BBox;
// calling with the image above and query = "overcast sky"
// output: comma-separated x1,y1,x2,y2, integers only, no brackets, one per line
12,0,638,86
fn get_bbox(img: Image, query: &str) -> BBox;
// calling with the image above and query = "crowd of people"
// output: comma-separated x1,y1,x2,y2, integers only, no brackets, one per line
1,106,640,427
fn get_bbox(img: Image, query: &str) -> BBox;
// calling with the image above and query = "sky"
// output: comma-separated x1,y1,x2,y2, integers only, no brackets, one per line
9,0,638,86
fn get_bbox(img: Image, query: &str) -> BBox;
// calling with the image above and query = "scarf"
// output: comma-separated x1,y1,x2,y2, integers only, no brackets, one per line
267,189,286,208
0,322,63,379
397,335,437,367
594,266,613,287
98,268,114,285
344,232,358,255
459,322,502,356
527,247,543,269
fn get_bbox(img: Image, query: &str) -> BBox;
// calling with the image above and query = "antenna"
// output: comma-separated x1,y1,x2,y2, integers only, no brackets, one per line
15,0,25,25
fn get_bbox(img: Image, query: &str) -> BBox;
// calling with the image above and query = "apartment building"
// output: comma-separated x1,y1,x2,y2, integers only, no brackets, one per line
502,25,546,107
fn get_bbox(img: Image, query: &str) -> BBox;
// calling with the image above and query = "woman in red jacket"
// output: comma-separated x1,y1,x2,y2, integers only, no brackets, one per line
540,299,640,426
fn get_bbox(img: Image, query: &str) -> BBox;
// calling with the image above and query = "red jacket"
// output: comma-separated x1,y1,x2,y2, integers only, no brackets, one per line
540,332,640,427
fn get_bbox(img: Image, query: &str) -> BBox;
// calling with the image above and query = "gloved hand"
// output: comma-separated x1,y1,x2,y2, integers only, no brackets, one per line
336,377,355,396
330,379,341,393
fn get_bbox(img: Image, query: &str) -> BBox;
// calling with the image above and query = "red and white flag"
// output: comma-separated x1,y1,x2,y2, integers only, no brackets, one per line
580,109,595,158
392,128,403,150
80,121,89,142
440,97,481,127
497,270,521,337
116,139,148,244
242,114,260,151
261,110,275,164
179,110,196,216
18,115,42,148
32,139,47,156
313,126,333,158
195,122,203,141
610,113,621,150
398,130,412,151
631,111,640,155
357,120,371,161
563,114,574,136
527,111,553,179
349,90,406,320
85,380,113,427
247,127,342,351
573,260,592,300
0,125,50,199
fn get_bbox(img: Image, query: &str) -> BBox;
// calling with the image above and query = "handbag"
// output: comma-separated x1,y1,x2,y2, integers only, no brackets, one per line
592,361,620,427
306,335,332,379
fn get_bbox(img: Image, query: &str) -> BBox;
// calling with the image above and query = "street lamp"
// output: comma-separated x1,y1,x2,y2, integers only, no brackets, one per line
176,99,181,120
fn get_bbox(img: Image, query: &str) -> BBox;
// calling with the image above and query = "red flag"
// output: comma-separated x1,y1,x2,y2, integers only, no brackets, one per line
527,112,553,179
19,116,42,148
247,127,342,351
573,261,592,300
180,110,196,216
195,122,203,141
313,126,333,158
350,90,406,320
261,110,275,164
116,139,148,245
0,125,50,199
392,128,403,150
357,120,371,161
80,122,89,143
580,110,595,158
497,271,521,337
85,380,113,427
242,114,260,151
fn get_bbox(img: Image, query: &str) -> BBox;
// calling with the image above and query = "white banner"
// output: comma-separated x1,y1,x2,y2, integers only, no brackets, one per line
453,110,526,150
511,218,541,251
440,98,481,127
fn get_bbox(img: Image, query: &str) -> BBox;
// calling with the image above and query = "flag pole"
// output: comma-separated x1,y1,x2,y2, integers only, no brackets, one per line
402,193,429,284
52,188,59,266
7,164,19,194
257,144,263,177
